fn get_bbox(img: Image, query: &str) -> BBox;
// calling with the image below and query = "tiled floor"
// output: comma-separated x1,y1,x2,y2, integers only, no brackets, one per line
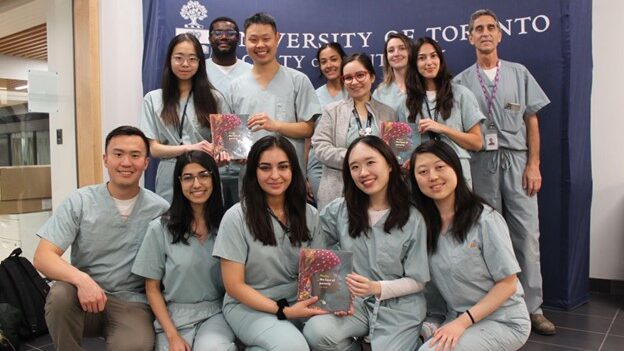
17,293,624,351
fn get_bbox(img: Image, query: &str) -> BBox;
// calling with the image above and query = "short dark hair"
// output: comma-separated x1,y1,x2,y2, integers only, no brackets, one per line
468,9,500,33
341,53,376,78
241,135,310,246
209,16,240,34
105,125,150,155
164,151,224,245
316,42,347,78
342,135,410,238
409,140,485,253
243,12,277,33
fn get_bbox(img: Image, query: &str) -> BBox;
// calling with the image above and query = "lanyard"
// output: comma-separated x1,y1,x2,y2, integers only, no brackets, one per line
268,207,290,234
353,109,373,136
423,95,440,140
475,62,500,126
178,91,193,143
423,96,438,122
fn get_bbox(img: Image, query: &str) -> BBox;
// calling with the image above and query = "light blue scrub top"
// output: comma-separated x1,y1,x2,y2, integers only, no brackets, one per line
454,60,550,150
427,206,528,326
224,66,322,175
37,184,169,303
140,89,231,203
315,84,347,107
417,84,486,160
317,198,430,338
206,59,252,95
372,81,408,122
212,203,319,310
132,218,224,330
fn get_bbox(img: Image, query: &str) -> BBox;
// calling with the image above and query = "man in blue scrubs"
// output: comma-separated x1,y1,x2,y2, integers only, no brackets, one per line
455,9,555,335
33,126,169,350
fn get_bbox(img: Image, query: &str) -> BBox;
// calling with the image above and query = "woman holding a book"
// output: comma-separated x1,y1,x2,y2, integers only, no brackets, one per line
140,33,230,203
304,135,429,351
405,36,484,187
411,140,530,351
312,53,397,210
212,135,326,351
132,151,236,351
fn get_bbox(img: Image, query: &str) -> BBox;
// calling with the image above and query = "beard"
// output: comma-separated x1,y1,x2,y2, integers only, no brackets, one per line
211,44,236,59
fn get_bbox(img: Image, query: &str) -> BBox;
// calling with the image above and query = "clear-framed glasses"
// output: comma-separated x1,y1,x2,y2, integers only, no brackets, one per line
341,71,369,84
211,30,238,38
179,170,212,185
171,55,200,65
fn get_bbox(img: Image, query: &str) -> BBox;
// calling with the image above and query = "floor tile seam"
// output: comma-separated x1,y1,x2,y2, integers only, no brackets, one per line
545,311,618,320
547,325,608,335
525,339,593,351
598,307,621,351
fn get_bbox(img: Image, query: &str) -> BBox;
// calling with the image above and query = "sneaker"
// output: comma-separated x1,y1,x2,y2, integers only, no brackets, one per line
530,313,556,335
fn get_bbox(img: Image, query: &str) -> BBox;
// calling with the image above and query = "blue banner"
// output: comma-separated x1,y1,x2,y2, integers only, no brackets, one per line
142,0,592,310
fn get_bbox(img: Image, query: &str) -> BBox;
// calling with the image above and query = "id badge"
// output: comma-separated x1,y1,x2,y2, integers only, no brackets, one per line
485,132,499,150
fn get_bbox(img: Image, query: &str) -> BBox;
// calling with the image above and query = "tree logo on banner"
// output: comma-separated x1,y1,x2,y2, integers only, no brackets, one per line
180,0,207,29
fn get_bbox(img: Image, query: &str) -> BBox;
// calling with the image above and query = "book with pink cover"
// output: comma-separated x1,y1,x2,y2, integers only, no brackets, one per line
380,121,420,164
209,114,253,159
297,248,353,313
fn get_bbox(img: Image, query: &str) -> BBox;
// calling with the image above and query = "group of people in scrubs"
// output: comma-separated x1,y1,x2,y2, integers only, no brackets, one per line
32,7,555,351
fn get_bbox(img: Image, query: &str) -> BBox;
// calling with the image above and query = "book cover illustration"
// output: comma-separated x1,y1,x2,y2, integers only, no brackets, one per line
380,121,420,164
297,248,353,313
209,114,253,160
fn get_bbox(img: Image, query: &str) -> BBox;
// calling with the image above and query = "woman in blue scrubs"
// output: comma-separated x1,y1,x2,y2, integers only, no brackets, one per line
213,136,325,351
132,151,235,351
411,140,530,351
140,33,230,203
304,136,429,351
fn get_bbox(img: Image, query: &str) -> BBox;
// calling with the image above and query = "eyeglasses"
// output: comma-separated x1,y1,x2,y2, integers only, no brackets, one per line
341,71,369,84
211,30,238,38
172,55,200,65
179,170,212,185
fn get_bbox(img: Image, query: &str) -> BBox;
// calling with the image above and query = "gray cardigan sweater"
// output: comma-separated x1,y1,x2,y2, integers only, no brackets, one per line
311,96,397,210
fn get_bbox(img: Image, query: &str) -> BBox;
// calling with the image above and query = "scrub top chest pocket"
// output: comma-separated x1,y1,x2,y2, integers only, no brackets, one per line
276,92,297,122
450,240,489,285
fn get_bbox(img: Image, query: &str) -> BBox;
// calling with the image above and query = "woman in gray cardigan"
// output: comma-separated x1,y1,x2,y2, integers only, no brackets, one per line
312,53,397,210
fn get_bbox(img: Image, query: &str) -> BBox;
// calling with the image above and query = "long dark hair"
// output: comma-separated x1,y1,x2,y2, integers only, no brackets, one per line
160,33,218,128
342,136,410,238
409,141,484,253
316,42,347,79
241,136,311,246
163,151,224,245
405,37,454,123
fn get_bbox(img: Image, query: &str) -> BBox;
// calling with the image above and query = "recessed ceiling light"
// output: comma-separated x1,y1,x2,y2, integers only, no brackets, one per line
15,85,28,90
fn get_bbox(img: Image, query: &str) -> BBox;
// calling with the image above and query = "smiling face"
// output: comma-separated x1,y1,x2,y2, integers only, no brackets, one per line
386,37,409,70
103,135,149,191
256,146,292,200
209,20,239,58
413,152,457,204
342,60,374,101
416,43,441,85
244,23,278,66
318,46,343,82
348,142,391,200
468,15,502,55
170,40,200,82
179,162,213,206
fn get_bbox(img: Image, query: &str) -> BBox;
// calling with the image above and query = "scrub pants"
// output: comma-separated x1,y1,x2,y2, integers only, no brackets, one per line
45,281,154,351
303,297,421,351
470,148,544,314
155,313,236,351
223,303,309,351
418,318,529,351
